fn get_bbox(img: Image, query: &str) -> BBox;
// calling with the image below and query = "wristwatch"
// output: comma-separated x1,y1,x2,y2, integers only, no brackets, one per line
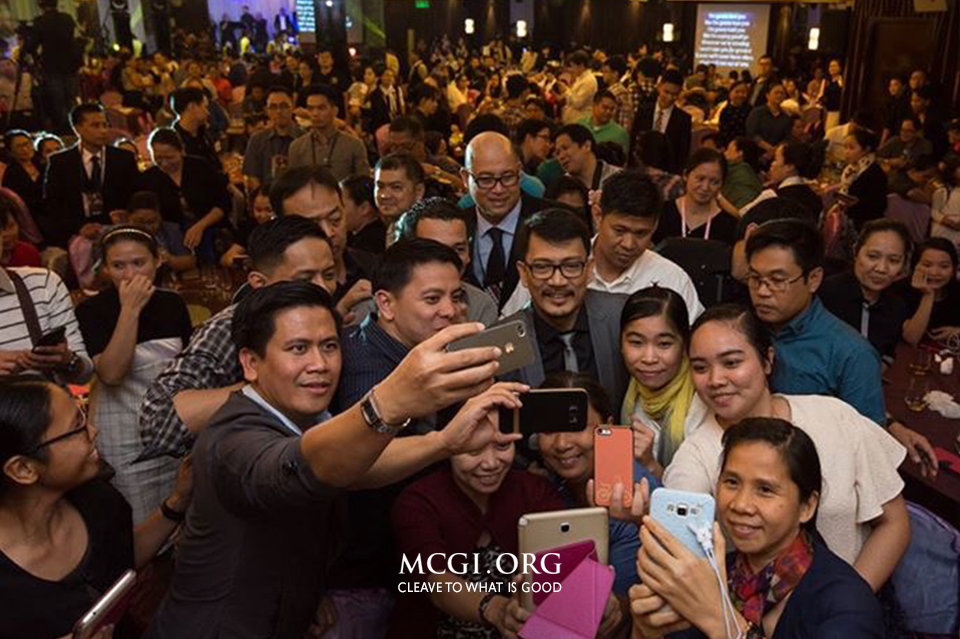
360,387,411,434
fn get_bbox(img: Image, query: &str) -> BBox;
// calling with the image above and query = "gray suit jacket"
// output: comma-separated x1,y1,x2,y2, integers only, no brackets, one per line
497,290,630,408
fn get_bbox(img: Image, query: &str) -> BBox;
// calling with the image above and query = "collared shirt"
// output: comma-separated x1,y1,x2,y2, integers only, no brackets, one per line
472,197,522,286
746,105,792,147
0,266,91,383
500,244,704,319
768,297,886,424
140,304,241,459
608,82,635,134
334,312,410,413
577,116,630,155
81,146,105,183
287,129,370,182
80,146,105,218
818,271,911,362
533,305,598,380
652,103,674,133
241,123,303,186
562,70,598,124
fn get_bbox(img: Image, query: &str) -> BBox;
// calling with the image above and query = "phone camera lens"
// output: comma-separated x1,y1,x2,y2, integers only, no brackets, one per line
677,506,688,517
517,325,526,337
560,523,570,533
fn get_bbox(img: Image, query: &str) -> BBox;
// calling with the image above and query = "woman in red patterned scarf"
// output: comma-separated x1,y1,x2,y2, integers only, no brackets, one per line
628,417,884,639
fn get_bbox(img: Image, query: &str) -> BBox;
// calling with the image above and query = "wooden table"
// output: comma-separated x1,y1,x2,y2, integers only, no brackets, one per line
171,266,246,326
885,343,960,529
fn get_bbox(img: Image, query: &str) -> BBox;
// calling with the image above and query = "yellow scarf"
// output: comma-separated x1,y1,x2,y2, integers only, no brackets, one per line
620,358,695,464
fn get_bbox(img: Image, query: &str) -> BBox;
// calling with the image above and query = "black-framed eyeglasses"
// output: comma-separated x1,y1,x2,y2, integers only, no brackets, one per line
28,404,89,453
467,171,521,190
524,260,587,280
745,272,805,293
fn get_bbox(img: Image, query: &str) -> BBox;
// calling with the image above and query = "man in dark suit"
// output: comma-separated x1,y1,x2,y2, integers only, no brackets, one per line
498,208,629,408
630,69,691,175
461,131,551,310
41,103,138,248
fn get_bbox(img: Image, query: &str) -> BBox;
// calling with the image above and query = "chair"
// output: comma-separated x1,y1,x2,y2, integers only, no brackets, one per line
886,193,931,246
655,237,736,308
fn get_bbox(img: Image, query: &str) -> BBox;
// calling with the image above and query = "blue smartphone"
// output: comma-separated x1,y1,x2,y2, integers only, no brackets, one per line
648,488,716,559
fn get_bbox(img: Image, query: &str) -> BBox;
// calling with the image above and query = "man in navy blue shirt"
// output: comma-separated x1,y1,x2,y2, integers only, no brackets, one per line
745,219,937,475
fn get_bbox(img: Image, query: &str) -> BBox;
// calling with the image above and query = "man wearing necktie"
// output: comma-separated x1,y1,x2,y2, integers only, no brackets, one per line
462,132,552,310
629,69,691,174
496,208,630,408
42,103,139,248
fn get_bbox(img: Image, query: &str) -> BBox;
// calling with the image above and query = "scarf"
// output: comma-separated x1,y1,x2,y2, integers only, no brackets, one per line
620,358,695,466
839,152,876,194
729,530,814,625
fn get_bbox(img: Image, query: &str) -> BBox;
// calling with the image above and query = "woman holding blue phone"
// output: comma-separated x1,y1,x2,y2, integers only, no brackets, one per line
664,304,909,593
630,418,884,638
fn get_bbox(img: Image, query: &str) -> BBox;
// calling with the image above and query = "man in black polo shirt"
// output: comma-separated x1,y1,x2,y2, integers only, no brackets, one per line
171,87,221,173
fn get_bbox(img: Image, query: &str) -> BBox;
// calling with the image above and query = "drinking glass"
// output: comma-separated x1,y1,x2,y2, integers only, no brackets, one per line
908,349,933,376
904,376,929,412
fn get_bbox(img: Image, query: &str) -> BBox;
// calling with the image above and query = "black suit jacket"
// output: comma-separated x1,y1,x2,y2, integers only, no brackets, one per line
365,86,404,133
630,103,692,175
41,145,139,248
464,191,553,310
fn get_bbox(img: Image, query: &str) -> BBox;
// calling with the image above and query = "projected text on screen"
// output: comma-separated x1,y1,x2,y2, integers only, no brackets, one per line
694,4,770,74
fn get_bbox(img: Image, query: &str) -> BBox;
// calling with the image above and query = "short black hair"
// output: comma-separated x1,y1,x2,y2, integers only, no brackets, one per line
0,378,55,470
266,85,293,99
516,118,553,145
732,136,762,173
372,238,463,295
375,152,425,185
599,170,662,221
604,55,627,77
555,123,595,149
593,89,616,104
148,127,183,152
779,141,812,176
396,197,472,243
128,190,160,212
464,114,508,145
412,83,440,105
232,281,338,357
247,215,331,274
269,166,341,216
388,116,424,140
340,175,376,208
636,57,661,80
745,218,824,274
506,74,528,100
69,103,104,128
684,147,727,180
567,50,590,67
303,84,342,109
3,129,30,149
170,87,207,116
660,69,684,87
516,208,592,260
848,127,879,153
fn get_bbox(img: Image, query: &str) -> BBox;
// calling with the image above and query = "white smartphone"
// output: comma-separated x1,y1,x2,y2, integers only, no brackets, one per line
72,569,137,639
648,488,715,559
518,507,608,610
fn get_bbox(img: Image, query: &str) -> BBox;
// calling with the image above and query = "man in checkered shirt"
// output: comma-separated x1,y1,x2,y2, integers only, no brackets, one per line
139,216,338,458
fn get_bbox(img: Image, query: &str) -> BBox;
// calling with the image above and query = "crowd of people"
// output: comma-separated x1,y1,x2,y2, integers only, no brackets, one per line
1,3,960,638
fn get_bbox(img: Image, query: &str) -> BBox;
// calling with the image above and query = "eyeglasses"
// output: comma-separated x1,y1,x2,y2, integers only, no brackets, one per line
524,260,587,280
467,171,521,190
28,404,89,453
745,272,805,293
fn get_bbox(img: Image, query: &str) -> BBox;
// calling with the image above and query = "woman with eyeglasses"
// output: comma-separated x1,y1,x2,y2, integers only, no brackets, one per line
630,418,884,639
663,304,909,593
0,378,192,639
76,227,193,524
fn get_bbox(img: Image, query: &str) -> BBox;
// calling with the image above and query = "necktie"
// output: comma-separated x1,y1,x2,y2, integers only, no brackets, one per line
559,333,579,373
90,155,102,191
484,227,506,287
654,108,664,133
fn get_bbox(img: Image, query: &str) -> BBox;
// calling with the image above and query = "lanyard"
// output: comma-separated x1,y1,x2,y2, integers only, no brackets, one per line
310,131,340,168
678,198,713,240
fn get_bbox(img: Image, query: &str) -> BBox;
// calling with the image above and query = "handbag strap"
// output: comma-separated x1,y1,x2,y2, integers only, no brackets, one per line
8,270,42,347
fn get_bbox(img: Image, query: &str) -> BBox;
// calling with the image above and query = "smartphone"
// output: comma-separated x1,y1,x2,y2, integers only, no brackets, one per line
649,488,716,559
72,569,137,639
497,388,588,435
33,325,67,350
445,320,534,376
593,427,634,508
518,507,608,610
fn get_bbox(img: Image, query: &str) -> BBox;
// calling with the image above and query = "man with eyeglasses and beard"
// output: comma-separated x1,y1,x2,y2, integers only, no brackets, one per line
497,208,630,408
461,131,552,311
242,86,303,192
